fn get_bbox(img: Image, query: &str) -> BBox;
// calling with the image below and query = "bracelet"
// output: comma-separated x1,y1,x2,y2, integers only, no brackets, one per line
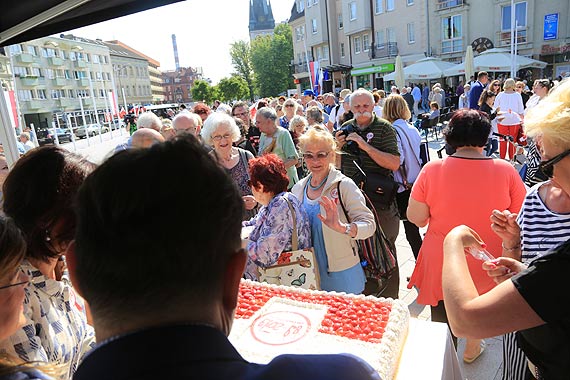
502,242,521,251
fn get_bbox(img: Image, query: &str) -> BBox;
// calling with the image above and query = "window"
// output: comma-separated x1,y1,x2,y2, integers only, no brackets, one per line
296,0,304,13
354,36,361,54
9,45,23,55
84,53,90,63
316,46,322,60
26,46,37,56
37,89,47,99
307,0,312,7
46,69,55,79
387,0,395,11
51,89,64,99
323,46,329,60
376,30,385,48
69,51,76,61
407,0,414,4
349,2,357,21
102,56,108,64
61,50,67,59
99,89,105,98
68,90,75,98
31,68,42,77
340,42,345,58
13,66,28,76
77,89,89,98
295,27,301,41
65,70,72,79
311,19,318,34
441,15,463,53
89,71,94,80
407,23,415,43
363,35,370,52
74,70,86,79
375,0,383,14
387,28,396,42
93,55,100,64
501,2,527,30
338,14,343,29
18,90,32,101
96,72,102,80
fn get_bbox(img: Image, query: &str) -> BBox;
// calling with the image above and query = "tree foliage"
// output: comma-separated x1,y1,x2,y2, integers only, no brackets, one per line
250,23,294,97
191,80,215,104
217,76,249,102
229,41,255,101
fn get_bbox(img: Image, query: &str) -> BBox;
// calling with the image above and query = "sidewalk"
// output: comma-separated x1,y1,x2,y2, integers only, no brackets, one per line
395,138,503,380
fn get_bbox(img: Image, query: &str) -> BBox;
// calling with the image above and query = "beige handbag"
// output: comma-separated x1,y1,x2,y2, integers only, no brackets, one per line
258,198,320,290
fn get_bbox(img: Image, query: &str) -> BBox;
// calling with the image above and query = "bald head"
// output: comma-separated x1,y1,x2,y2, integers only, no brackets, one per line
172,112,202,136
131,128,165,149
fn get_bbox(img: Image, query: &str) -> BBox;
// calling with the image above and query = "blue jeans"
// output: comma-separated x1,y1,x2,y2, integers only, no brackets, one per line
485,138,498,156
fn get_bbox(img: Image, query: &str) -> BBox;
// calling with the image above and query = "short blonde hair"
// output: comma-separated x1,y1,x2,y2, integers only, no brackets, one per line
289,115,308,133
201,112,241,145
383,94,411,123
503,78,516,91
525,78,570,146
298,125,337,153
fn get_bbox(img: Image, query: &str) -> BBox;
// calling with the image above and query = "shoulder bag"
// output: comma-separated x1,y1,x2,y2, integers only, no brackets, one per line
258,198,320,290
337,181,397,295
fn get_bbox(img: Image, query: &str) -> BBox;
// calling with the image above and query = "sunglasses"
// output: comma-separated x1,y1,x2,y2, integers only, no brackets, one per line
303,151,330,160
285,104,295,108
539,149,570,178
0,271,29,291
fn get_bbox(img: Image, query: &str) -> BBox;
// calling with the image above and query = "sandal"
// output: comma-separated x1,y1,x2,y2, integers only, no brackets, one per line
463,341,486,364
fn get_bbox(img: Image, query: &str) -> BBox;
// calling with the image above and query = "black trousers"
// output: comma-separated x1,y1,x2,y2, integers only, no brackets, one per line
396,189,423,259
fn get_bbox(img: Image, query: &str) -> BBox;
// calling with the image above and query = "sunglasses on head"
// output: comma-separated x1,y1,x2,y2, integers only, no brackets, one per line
540,149,570,178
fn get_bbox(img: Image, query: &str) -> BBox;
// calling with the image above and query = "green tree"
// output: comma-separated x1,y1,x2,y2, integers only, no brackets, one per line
217,76,249,102
191,80,215,104
229,40,255,101
250,23,294,97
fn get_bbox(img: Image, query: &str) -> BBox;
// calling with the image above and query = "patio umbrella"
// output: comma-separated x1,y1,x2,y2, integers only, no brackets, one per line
394,55,405,88
464,46,474,83
384,57,456,81
443,48,547,76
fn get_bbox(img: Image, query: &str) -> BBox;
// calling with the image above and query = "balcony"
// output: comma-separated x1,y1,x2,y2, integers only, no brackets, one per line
19,76,39,86
15,53,36,64
49,57,64,66
373,42,399,59
441,38,464,54
58,98,76,108
75,60,87,68
497,28,528,47
52,77,68,86
437,0,465,10
24,99,44,109
77,78,89,87
293,62,309,74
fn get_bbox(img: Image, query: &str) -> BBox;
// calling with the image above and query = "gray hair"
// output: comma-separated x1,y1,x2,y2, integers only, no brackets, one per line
305,106,324,124
256,107,277,121
349,89,374,106
137,112,162,131
289,115,308,132
201,112,241,145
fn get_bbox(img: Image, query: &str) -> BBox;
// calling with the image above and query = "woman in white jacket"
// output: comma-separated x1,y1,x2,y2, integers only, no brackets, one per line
292,126,375,294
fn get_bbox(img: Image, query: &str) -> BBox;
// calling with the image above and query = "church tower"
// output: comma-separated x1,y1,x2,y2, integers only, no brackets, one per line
248,0,275,41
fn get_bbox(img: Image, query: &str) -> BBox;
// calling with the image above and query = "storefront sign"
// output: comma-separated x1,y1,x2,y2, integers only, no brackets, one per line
541,43,570,55
351,63,395,76
543,13,558,41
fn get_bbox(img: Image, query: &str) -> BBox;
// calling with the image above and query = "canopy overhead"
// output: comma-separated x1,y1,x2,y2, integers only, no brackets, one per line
384,57,457,81
443,48,547,77
0,0,185,46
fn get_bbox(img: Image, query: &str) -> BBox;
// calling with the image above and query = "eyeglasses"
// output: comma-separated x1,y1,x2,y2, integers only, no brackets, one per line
212,133,232,142
233,111,248,117
0,271,30,291
284,104,295,108
303,151,330,160
492,84,500,87
539,149,570,178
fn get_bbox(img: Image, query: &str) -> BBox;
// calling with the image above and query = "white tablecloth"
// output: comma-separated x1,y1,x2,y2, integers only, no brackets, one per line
397,319,463,380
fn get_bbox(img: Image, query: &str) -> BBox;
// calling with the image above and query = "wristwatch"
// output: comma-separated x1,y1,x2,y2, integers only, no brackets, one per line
344,223,352,235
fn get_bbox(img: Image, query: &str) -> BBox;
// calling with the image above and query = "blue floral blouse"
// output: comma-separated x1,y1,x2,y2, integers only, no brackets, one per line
243,192,311,280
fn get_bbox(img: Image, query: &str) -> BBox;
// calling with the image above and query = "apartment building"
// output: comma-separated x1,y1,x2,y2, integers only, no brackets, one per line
6,36,113,130
0,51,12,91
162,67,204,103
290,0,569,93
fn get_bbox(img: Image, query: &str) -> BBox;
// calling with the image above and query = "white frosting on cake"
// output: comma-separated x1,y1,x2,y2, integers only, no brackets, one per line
230,280,410,380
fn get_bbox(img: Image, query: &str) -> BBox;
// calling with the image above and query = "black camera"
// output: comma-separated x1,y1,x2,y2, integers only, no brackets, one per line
339,124,361,156
124,114,135,124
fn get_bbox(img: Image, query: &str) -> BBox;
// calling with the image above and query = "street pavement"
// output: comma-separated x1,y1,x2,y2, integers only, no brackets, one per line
64,128,502,379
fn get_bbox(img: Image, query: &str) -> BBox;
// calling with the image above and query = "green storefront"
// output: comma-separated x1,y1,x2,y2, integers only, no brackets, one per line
351,63,395,90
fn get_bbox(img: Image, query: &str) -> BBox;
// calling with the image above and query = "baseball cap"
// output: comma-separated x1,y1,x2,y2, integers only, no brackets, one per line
303,89,315,97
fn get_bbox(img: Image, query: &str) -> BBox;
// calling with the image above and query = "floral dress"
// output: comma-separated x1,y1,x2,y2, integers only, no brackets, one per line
228,148,256,220
243,192,311,280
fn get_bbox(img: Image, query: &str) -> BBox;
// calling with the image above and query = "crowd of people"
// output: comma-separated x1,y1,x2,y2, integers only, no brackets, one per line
0,75,569,380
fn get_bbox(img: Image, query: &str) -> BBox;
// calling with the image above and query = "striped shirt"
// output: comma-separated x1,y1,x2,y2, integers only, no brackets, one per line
503,181,570,380
340,115,400,180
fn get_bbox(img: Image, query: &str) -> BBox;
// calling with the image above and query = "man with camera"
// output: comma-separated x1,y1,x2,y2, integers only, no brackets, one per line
335,89,401,299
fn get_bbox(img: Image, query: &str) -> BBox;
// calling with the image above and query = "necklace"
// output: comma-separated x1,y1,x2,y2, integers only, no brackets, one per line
221,148,236,162
308,174,328,191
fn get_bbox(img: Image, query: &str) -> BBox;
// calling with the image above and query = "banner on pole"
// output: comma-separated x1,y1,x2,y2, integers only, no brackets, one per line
544,13,559,41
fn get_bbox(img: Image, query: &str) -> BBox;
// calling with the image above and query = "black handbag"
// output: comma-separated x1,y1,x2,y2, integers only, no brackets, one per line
363,172,398,206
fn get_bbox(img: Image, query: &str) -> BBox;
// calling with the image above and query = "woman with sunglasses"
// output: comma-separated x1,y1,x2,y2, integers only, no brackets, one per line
0,147,96,380
442,79,570,380
279,98,298,129
291,126,375,294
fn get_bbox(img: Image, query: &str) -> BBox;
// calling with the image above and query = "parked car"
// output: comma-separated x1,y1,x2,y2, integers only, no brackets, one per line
49,128,73,144
36,128,54,146
74,124,108,139
105,121,124,130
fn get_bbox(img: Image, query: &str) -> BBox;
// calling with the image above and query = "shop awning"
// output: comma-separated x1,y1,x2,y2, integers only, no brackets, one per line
0,0,185,47
322,64,352,73
351,63,395,76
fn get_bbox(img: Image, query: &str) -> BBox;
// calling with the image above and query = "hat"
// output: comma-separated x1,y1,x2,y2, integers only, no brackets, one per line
303,89,315,97
343,94,351,104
